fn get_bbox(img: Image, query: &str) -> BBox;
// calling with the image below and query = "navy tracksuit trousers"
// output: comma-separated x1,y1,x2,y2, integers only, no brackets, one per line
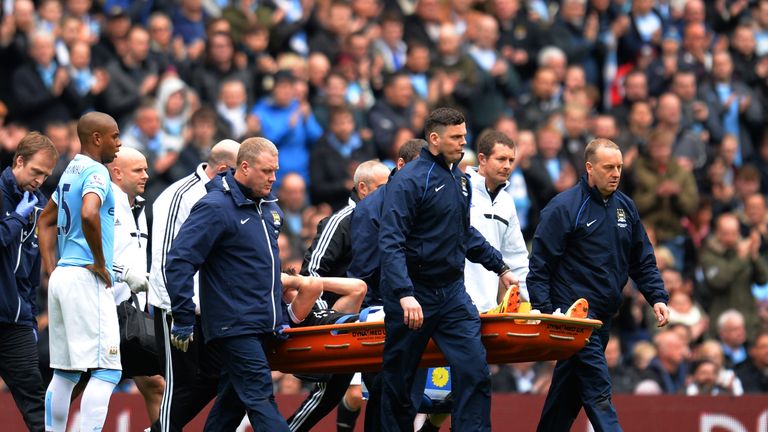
381,279,491,432
0,324,44,432
537,320,622,432
204,333,289,432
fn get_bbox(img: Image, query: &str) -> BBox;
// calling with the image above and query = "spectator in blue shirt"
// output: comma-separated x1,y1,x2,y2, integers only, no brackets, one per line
252,70,323,184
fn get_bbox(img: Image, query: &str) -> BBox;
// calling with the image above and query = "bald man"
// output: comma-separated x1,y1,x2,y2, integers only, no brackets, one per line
37,112,123,432
108,147,166,422
148,139,240,432
288,160,390,432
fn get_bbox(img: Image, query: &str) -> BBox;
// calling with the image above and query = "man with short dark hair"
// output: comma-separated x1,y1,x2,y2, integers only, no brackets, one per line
38,112,123,432
368,72,415,160
379,108,515,431
345,138,423,432
309,106,377,210
528,138,670,431
0,131,57,432
465,130,529,312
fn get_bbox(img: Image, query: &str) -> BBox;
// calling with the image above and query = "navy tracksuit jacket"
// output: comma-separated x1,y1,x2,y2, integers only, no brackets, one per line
378,147,504,431
0,167,45,328
528,175,668,432
166,169,288,431
379,147,505,298
528,175,668,320
166,169,284,341
0,167,46,432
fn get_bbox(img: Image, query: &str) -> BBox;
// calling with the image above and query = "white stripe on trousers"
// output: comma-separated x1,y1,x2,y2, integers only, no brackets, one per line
158,309,173,432
288,382,327,431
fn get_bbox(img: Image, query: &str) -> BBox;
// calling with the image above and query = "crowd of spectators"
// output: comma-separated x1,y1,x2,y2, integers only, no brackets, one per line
0,0,767,398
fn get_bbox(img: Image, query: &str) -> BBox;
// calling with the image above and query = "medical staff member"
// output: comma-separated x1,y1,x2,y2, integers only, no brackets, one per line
107,147,165,422
165,137,288,432
287,160,389,432
528,138,670,432
0,132,57,431
465,130,530,311
38,112,123,432
148,139,240,432
379,107,515,431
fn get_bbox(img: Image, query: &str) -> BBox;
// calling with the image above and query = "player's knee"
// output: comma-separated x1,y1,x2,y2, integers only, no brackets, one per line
149,376,165,396
54,369,83,384
352,280,367,300
137,375,165,397
91,369,122,385
344,386,364,410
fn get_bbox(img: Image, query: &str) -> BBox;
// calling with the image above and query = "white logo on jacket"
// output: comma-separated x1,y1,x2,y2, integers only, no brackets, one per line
616,208,627,228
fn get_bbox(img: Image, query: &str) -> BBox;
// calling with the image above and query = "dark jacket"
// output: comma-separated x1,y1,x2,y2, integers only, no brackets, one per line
467,56,520,134
308,134,376,210
300,190,361,307
735,358,768,393
301,192,359,277
96,60,143,127
699,235,768,341
348,183,387,306
617,10,666,65
183,61,254,106
379,147,505,298
527,175,668,319
166,169,284,341
367,100,413,160
643,357,688,394
0,167,46,327
11,62,80,131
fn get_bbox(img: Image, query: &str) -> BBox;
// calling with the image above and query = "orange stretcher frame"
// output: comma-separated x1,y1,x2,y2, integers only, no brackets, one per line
267,313,603,374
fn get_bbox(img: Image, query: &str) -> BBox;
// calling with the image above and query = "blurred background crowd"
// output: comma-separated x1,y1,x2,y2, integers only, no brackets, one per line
0,0,767,399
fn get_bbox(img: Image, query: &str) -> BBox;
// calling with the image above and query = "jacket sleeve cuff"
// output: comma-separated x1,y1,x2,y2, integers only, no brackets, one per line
172,312,195,328
394,287,415,299
495,263,511,276
10,212,27,224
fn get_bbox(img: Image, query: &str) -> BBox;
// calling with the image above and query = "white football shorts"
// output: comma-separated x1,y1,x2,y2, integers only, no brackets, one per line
48,266,122,371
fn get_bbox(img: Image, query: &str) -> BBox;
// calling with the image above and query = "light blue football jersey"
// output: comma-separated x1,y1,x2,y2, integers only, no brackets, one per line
52,154,115,282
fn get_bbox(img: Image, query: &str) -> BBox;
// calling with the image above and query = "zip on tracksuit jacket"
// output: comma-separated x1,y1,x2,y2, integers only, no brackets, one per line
0,167,45,327
165,169,284,341
379,147,506,298
527,175,668,319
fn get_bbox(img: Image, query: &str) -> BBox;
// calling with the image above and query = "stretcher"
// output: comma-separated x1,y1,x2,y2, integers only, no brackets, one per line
267,313,603,374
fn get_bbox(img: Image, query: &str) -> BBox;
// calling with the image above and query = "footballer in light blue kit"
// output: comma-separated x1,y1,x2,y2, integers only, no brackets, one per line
53,154,115,279
37,112,123,432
